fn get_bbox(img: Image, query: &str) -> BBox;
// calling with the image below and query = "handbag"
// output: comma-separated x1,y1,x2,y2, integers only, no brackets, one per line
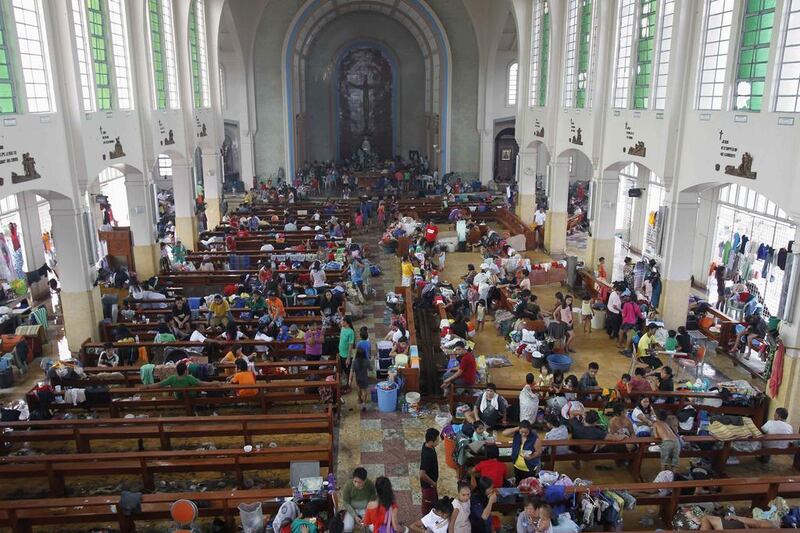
378,506,395,533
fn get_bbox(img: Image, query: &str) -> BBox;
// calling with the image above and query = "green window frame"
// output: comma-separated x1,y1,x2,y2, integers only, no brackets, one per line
538,2,550,106
575,0,592,108
633,0,657,109
86,0,112,111
189,0,201,108
0,5,16,114
734,0,775,112
149,0,167,110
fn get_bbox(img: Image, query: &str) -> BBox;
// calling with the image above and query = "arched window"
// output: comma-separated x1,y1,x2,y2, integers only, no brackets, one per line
776,0,800,112
507,61,518,106
157,154,172,179
563,0,594,108
189,0,210,108
148,0,179,109
98,167,129,226
733,0,775,111
529,0,550,107
697,0,735,110
0,0,55,114
653,0,675,110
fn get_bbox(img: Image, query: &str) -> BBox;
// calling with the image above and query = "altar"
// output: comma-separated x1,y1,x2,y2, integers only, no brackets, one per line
353,172,383,191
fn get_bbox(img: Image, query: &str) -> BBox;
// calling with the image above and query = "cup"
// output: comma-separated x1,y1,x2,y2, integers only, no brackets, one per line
243,445,253,453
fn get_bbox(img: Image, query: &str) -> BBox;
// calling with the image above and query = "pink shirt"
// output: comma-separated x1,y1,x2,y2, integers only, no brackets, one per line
621,301,643,325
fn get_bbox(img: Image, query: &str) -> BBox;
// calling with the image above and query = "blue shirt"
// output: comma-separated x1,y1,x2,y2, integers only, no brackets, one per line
356,339,371,359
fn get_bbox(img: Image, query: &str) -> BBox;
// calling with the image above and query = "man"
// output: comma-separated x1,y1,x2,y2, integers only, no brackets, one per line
637,323,662,369
533,207,547,249
144,361,218,399
730,313,768,359
760,407,794,462
569,410,626,467
628,367,653,394
456,218,468,252
208,294,230,328
266,291,286,320
340,467,377,532
440,341,477,392
514,291,540,320
472,383,509,429
419,428,440,515
424,220,439,250
473,445,506,489
284,218,298,231
578,362,599,401
172,239,187,264
605,285,622,340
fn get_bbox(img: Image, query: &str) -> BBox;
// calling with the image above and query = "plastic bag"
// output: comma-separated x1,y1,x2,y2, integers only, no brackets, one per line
238,501,264,533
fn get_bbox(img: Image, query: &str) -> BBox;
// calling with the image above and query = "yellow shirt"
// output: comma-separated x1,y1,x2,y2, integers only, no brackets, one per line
514,452,529,472
209,299,229,318
221,351,236,375
401,261,414,277
637,333,655,357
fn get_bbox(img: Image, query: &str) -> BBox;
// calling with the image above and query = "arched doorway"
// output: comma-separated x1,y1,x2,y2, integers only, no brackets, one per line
494,127,518,182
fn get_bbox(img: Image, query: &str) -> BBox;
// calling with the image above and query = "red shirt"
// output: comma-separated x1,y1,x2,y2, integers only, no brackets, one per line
475,458,507,489
424,224,439,243
459,352,477,385
629,376,653,393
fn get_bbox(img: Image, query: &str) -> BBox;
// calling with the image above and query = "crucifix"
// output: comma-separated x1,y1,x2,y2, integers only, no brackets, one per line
347,75,379,135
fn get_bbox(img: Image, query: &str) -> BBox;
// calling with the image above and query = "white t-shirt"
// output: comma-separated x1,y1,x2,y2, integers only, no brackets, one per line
189,330,207,342
761,420,794,448
631,407,654,434
311,269,327,287
654,470,674,496
534,211,547,226
260,244,275,251
420,510,449,533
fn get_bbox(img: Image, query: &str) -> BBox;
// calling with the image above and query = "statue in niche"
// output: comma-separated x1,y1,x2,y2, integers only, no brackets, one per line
361,136,371,154
11,153,41,184
569,128,583,145
163,129,175,146
534,126,545,137
108,137,126,159
200,123,208,137
725,152,757,179
624,141,646,157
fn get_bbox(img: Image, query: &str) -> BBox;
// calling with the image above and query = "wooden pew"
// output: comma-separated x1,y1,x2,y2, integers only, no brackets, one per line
0,444,333,496
51,360,340,388
1,410,334,453
27,380,341,418
446,384,771,428
134,305,321,320
0,488,333,533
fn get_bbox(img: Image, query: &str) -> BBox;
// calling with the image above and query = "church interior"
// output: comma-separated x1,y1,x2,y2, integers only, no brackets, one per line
3,0,800,531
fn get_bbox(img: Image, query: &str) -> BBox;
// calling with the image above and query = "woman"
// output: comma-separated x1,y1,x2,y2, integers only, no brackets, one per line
199,254,215,272
623,256,635,291
304,322,323,361
618,295,644,348
516,497,553,533
319,289,343,325
553,295,575,353
502,420,542,484
597,257,609,303
363,476,401,532
349,347,371,412
608,402,637,452
170,296,192,340
401,254,414,287
384,323,408,344
449,481,472,533
409,497,453,533
519,373,540,424
310,260,327,289
468,476,497,533
339,316,356,383
632,396,656,436
546,370,566,411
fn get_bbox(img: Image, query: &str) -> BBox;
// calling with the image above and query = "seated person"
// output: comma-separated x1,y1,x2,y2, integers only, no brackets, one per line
440,342,477,391
636,323,663,369
97,342,119,367
340,467,377,532
207,294,231,328
408,497,453,533
568,410,626,465
471,383,508,429
170,295,192,339
227,357,258,396
144,361,218,398
471,420,492,442
472,444,506,489
730,313,768,359
627,367,654,394
543,414,570,456
676,326,694,355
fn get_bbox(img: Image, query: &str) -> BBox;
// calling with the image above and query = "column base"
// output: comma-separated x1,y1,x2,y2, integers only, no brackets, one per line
516,193,536,226
586,237,616,271
545,211,567,257
175,216,198,250
133,244,159,279
205,199,222,230
61,286,102,351
659,278,692,329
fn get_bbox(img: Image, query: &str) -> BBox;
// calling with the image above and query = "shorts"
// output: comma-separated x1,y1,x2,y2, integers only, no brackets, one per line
659,439,681,467
621,323,635,331
401,275,412,287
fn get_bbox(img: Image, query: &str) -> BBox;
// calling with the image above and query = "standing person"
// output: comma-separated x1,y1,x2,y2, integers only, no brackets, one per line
349,347,371,411
362,477,401,532
420,428,440,515
581,297,594,334
401,254,414,287
339,317,355,385
502,420,542,483
715,264,727,310
172,239,187,264
350,258,366,295
618,295,643,349
596,256,610,302
310,261,327,289
304,323,323,361
554,295,575,353
760,407,794,462
456,218,468,252
606,285,622,340
519,373,539,424
533,207,546,250
469,476,497,533
622,257,635,291
340,467,377,532
424,220,439,251
653,410,681,471
449,482,472,533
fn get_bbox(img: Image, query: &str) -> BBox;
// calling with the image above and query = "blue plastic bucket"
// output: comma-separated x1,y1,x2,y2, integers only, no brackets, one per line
377,381,398,412
547,354,573,373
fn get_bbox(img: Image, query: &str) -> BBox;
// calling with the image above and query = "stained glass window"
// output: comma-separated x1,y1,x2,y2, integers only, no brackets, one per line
776,0,800,112
697,0,735,110
575,0,593,108
86,0,112,111
108,0,131,109
653,0,675,110
633,0,657,109
563,0,579,107
734,0,775,112
0,5,15,114
613,0,636,108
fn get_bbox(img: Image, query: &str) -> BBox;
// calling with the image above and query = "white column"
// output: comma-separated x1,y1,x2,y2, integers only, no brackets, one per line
545,157,569,256
516,148,538,224
478,129,494,184
241,130,256,185
125,174,158,278
16,191,45,270
587,171,620,268
659,191,700,328
172,162,197,249
202,150,223,228
49,198,103,351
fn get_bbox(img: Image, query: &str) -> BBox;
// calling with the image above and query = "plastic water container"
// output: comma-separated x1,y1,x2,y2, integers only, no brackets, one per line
377,341,393,358
377,381,398,412
405,392,421,414
547,353,573,373
591,309,606,330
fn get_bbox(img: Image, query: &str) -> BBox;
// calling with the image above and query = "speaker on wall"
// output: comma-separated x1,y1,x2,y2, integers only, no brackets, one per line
627,188,644,198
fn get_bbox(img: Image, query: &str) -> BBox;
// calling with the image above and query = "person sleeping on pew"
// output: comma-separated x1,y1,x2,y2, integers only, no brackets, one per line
142,360,219,398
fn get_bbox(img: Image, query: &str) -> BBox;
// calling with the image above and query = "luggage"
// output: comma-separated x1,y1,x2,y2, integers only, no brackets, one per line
85,385,111,405
0,368,12,388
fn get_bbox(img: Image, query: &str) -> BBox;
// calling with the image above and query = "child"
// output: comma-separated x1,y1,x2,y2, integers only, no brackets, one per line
354,211,364,232
653,410,681,471
476,301,486,331
98,342,119,367
349,347,370,411
438,247,447,272
536,365,553,388
581,297,594,333
616,373,631,398
664,329,679,352
409,497,453,533
471,420,492,442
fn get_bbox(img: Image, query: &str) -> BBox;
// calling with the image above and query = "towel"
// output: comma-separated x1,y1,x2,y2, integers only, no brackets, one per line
480,391,499,413
65,388,86,406
140,364,155,385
